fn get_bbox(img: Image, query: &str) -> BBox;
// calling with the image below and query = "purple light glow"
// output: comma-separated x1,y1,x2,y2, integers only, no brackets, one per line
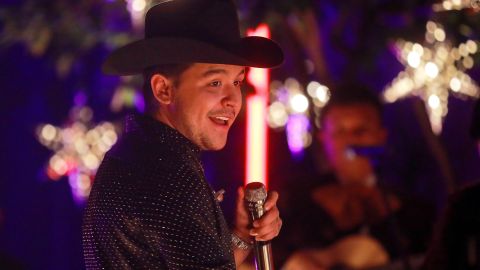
73,91,87,107
134,91,145,112
277,87,290,104
286,114,311,156
68,170,91,205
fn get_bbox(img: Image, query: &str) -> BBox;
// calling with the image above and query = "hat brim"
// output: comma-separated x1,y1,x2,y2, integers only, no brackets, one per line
102,36,284,75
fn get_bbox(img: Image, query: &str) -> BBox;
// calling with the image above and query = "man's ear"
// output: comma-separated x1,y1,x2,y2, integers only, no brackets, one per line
150,74,174,105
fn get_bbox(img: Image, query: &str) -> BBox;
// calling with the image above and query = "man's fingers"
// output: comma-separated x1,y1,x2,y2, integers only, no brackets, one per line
237,186,245,200
252,206,279,228
264,191,279,211
252,216,281,235
235,186,248,220
236,186,245,208
251,218,282,241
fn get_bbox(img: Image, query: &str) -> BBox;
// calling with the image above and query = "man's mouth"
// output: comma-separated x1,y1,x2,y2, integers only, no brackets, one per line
210,116,230,126
208,109,236,127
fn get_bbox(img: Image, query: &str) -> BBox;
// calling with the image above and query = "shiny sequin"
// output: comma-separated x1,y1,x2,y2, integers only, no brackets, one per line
83,114,235,269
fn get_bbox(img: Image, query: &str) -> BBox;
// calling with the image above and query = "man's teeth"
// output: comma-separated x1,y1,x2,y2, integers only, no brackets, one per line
212,116,229,125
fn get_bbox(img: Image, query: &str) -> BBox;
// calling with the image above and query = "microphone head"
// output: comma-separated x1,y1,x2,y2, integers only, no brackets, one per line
345,145,385,160
245,182,267,203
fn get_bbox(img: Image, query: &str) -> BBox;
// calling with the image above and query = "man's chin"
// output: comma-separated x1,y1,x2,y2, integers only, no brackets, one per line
199,139,227,151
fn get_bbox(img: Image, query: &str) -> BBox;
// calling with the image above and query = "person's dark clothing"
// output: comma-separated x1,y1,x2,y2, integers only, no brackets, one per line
423,182,480,270
82,114,235,269
0,253,24,270
280,175,349,250
277,173,434,264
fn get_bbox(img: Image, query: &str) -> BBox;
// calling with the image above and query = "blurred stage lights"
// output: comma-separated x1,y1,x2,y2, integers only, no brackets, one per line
290,93,309,113
110,78,145,113
433,0,480,11
268,78,330,155
383,21,479,134
37,106,118,203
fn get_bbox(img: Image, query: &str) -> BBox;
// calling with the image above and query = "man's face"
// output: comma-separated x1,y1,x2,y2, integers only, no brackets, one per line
165,63,244,150
319,104,386,185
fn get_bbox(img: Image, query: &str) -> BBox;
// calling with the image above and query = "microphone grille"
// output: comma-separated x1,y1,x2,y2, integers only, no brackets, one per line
245,182,267,202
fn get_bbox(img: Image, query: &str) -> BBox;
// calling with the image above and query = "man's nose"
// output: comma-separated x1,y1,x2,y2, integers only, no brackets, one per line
222,85,242,108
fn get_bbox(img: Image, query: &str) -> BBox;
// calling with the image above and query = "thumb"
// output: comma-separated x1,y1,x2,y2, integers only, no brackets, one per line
236,186,245,207
234,186,251,240
235,186,250,220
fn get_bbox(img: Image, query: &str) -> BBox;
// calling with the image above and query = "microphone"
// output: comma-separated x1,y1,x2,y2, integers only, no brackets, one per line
245,182,274,270
345,145,385,167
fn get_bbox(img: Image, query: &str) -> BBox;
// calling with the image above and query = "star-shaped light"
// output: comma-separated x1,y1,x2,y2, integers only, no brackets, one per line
383,21,479,134
433,0,480,11
37,106,118,203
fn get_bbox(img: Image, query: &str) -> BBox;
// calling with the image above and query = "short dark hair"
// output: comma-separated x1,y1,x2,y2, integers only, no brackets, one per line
318,83,383,127
142,63,192,114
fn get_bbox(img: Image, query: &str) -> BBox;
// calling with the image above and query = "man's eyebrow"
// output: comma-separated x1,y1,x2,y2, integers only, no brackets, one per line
201,68,246,78
202,69,227,77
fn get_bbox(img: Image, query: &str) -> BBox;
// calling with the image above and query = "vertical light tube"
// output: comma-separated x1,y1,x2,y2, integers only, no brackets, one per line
246,24,270,188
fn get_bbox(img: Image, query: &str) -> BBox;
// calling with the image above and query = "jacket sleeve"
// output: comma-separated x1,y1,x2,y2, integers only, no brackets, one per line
84,154,235,270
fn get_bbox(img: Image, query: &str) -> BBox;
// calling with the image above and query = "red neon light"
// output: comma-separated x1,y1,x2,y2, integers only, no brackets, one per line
247,68,269,95
245,24,270,188
246,96,267,186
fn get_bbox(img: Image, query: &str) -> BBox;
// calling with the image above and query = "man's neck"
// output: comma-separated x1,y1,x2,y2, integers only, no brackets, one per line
151,109,175,131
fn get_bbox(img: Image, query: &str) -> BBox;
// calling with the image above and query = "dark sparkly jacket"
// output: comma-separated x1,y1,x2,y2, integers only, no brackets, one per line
83,114,235,269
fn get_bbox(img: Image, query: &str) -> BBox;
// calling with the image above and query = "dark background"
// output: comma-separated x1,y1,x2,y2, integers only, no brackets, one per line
1,0,480,269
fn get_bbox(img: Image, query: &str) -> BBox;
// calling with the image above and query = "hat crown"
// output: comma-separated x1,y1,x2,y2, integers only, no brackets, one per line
102,0,283,75
145,0,241,45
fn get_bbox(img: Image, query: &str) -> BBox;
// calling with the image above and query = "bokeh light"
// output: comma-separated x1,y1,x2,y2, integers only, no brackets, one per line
37,106,119,202
383,21,479,134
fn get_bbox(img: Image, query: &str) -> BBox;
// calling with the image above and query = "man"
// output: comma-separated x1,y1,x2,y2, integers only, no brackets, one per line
82,0,283,269
282,84,433,269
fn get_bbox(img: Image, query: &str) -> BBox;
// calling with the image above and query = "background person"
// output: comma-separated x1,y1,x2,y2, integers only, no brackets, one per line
281,84,435,270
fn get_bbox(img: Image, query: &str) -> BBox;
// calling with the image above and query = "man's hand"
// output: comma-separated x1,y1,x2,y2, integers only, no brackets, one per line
233,186,282,242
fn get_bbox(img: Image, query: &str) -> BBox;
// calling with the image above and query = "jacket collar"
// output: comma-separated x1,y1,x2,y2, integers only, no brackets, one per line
125,113,201,158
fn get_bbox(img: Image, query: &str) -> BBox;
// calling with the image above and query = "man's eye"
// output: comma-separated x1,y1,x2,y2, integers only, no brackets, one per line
210,81,222,87
234,80,244,87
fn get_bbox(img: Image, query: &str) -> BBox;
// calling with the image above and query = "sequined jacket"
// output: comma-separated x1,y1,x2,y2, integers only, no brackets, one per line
83,114,235,269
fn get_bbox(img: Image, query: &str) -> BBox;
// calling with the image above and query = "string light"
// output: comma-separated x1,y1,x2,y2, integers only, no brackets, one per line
37,106,118,203
383,21,479,134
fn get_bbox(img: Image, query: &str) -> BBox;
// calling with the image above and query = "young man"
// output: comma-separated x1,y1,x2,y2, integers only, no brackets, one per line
282,84,434,269
82,1,284,269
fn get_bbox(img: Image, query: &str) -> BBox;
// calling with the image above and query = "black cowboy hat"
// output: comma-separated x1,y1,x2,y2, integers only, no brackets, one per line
103,0,284,75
